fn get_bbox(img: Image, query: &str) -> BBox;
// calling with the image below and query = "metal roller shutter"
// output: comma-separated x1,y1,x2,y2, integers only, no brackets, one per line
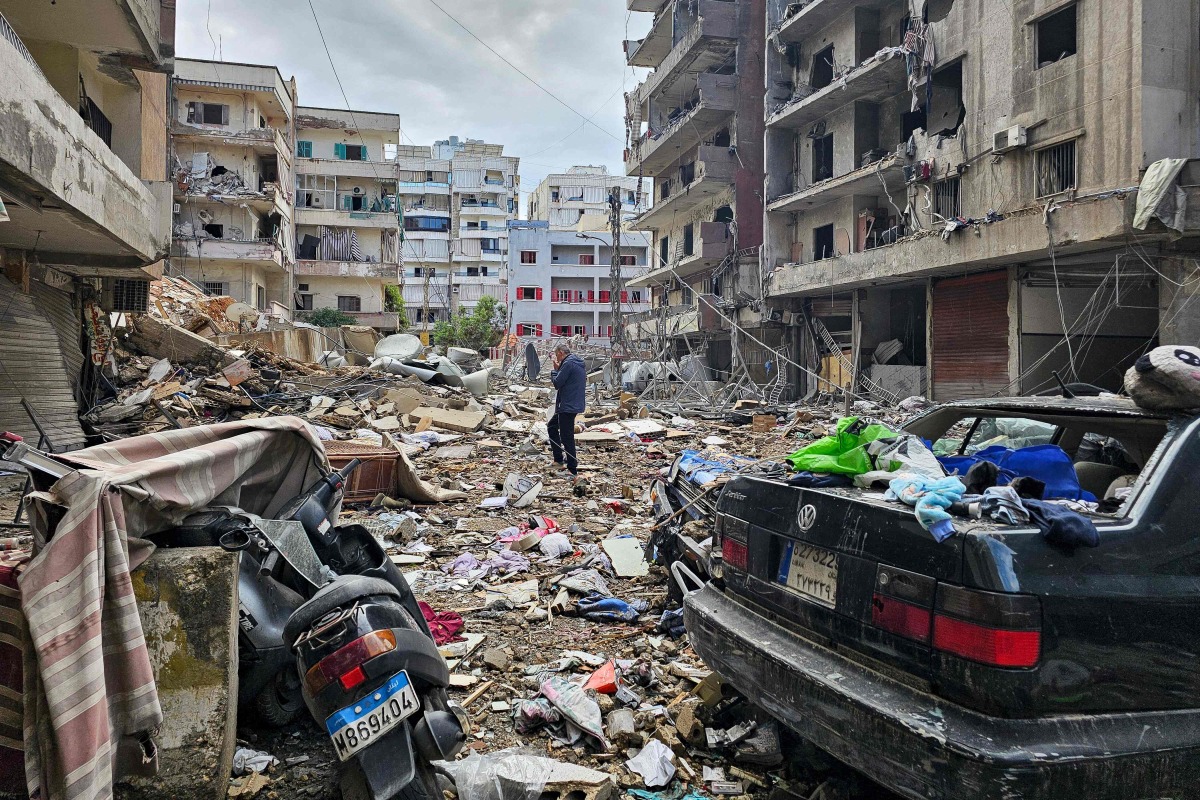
931,271,1011,401
0,279,87,450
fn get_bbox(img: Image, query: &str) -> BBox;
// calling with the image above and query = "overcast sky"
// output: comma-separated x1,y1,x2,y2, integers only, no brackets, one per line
177,0,652,212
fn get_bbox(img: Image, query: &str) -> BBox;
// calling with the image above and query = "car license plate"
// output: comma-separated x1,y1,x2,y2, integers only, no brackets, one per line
778,541,838,608
326,671,420,761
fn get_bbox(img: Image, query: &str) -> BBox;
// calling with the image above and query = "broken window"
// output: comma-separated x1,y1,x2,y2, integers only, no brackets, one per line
1036,4,1077,68
813,224,835,261
933,175,961,219
337,296,362,312
713,129,731,148
1036,140,1077,196
683,224,695,257
297,141,313,158
714,205,734,224
203,223,224,239
680,162,696,186
259,155,279,189
680,283,694,306
812,133,834,182
660,236,670,266
256,286,267,310
930,61,965,136
660,178,672,200
186,102,229,126
203,281,227,296
295,293,313,311
521,250,537,264
811,44,835,90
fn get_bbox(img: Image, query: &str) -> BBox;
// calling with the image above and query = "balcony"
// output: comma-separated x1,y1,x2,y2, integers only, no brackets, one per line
459,202,509,217
457,227,506,238
294,260,399,279
625,304,702,339
481,249,507,262
398,180,450,195
632,145,736,231
295,157,397,179
631,1,737,110
172,123,291,162
767,49,906,130
0,0,171,73
768,153,904,213
0,13,170,270
628,222,731,287
624,1,675,68
628,0,670,11
773,0,891,44
404,204,452,218
626,73,738,175
345,311,402,329
297,208,399,228
171,238,284,268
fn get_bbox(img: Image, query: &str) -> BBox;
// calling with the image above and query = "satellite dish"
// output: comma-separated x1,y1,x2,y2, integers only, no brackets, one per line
374,333,423,361
225,302,259,323
525,342,541,381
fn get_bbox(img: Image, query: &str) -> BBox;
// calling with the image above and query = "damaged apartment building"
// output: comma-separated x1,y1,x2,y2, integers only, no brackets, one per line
169,58,297,316
527,166,650,230
294,107,403,331
394,136,519,340
762,0,1200,402
621,0,777,386
0,0,174,446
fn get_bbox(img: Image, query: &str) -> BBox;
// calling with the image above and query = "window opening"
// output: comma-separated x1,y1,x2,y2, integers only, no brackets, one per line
1037,4,1077,68
813,224,835,261
812,134,834,183
1036,140,1077,197
811,44,835,90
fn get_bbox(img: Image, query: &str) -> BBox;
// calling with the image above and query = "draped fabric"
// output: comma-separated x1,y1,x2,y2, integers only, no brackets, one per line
381,228,400,264
319,227,369,262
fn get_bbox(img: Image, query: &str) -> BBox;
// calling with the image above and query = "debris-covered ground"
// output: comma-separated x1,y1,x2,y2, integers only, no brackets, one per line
28,285,927,800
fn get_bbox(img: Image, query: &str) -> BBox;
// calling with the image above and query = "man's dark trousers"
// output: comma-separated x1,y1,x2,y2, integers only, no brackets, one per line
548,412,578,474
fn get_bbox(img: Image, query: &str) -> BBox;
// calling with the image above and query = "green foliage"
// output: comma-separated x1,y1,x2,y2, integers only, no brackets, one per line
383,285,410,330
299,307,358,328
431,295,505,352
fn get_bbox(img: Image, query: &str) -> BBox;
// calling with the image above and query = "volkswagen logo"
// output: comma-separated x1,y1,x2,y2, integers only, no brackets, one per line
797,504,818,532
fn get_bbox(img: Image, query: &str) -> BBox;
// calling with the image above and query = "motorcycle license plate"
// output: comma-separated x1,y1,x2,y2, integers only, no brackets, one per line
326,671,420,761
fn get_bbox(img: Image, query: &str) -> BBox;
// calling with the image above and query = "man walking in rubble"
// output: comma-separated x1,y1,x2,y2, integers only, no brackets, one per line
549,343,586,480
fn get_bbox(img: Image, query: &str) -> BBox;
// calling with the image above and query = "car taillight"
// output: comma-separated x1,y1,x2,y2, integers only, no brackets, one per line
721,538,748,571
932,585,1041,668
871,566,935,643
305,630,397,694
872,594,932,642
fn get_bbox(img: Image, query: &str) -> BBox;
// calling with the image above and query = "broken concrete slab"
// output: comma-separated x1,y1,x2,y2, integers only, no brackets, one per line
412,407,486,433
602,537,649,577
128,315,237,371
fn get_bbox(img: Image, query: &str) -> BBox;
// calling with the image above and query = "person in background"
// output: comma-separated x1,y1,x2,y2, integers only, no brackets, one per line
549,343,586,480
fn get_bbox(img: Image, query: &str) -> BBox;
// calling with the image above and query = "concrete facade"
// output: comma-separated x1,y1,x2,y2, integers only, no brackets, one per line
622,0,770,381
760,0,1200,401
294,106,402,331
395,136,519,338
168,59,297,318
505,220,653,342
528,166,650,230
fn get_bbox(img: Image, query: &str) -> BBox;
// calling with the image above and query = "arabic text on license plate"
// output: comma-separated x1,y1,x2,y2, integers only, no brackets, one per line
778,541,838,607
326,671,419,761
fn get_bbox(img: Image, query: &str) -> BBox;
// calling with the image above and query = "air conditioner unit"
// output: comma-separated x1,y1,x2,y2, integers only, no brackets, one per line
310,194,325,208
101,278,150,313
352,186,364,196
992,125,1027,154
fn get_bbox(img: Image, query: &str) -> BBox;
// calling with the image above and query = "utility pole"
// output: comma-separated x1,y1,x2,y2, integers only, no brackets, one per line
608,186,624,384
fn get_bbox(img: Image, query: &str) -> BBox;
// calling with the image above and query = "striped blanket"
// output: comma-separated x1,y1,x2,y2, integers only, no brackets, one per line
19,417,329,800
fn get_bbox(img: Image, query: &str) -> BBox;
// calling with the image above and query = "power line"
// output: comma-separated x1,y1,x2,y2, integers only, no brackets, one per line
422,0,624,144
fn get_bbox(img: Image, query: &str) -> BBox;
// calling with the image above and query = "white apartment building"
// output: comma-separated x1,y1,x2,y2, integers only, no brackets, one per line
396,136,519,339
527,166,649,230
169,59,297,316
294,107,402,331
505,221,653,342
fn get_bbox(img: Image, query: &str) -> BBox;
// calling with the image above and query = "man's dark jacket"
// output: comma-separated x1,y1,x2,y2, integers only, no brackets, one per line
551,354,587,414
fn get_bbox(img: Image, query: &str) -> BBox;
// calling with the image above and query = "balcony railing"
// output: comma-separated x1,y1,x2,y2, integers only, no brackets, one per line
1,11,41,76
398,181,450,191
484,178,507,186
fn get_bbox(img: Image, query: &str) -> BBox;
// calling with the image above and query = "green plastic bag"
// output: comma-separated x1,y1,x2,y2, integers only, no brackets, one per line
786,416,900,475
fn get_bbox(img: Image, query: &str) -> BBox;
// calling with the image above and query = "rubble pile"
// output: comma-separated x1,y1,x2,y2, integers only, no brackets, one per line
68,281,941,800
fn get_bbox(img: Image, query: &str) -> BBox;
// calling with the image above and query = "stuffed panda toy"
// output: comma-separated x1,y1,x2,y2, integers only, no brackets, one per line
1124,346,1200,410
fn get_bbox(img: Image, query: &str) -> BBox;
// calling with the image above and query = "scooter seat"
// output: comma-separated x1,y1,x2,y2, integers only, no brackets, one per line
285,576,401,647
